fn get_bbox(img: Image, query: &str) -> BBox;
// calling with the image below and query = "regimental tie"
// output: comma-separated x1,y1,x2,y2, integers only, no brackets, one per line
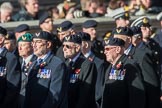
37,58,43,65
22,61,28,75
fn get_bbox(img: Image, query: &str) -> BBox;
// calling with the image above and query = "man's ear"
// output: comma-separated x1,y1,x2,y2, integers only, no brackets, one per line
47,41,52,48
85,41,89,48
115,46,121,53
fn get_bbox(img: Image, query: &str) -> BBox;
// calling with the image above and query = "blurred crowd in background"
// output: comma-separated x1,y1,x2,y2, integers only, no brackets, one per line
1,0,162,23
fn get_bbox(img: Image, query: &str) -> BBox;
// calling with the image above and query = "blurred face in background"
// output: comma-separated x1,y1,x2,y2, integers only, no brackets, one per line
4,39,16,52
25,0,39,15
0,35,5,48
40,18,53,33
83,27,96,41
0,9,12,23
116,18,130,28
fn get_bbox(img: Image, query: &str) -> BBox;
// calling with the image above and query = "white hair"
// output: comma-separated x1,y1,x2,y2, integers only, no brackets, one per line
0,2,13,12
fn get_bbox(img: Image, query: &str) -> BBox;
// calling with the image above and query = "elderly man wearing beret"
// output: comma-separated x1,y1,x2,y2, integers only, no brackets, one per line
101,37,145,108
113,26,160,108
17,32,37,108
23,31,68,108
62,34,97,108
0,26,21,108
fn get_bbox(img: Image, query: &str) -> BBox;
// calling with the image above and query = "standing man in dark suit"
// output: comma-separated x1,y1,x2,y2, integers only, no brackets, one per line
101,38,145,108
154,12,162,106
56,20,76,61
62,34,97,108
4,31,18,57
78,31,106,107
131,16,161,72
39,12,61,54
82,20,105,60
0,26,21,108
17,33,37,108
23,31,68,108
113,26,160,108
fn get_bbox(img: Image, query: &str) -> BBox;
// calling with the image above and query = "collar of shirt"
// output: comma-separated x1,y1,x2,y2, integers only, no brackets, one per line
70,52,81,63
37,51,51,62
137,41,144,48
23,54,34,65
84,50,92,58
124,44,132,55
0,47,5,54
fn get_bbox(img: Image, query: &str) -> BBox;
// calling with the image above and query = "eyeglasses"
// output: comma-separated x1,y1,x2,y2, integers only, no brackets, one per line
104,47,116,51
63,44,75,49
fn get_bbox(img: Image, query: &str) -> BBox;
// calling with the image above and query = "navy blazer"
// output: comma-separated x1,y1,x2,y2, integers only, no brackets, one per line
23,53,68,108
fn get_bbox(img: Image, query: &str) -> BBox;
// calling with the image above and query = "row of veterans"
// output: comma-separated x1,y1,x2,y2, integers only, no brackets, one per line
0,8,162,108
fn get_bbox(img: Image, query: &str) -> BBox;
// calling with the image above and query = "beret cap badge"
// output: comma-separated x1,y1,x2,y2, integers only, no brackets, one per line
35,33,40,37
116,28,122,33
143,18,148,24
22,35,27,40
57,27,62,32
65,36,70,41
105,40,109,45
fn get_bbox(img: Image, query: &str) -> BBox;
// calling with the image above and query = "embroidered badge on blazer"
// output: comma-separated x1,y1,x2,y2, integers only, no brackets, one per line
0,67,6,77
37,68,51,79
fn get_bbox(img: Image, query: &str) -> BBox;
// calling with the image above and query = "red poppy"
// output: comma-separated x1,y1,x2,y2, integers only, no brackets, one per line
75,69,81,74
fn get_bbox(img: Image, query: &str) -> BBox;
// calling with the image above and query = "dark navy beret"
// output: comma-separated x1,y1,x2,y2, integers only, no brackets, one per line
15,24,30,32
33,31,53,41
130,26,142,38
39,12,51,25
57,21,74,32
104,38,125,46
130,16,151,27
76,32,91,41
0,26,7,36
5,31,15,40
113,27,133,37
63,34,82,44
82,20,97,28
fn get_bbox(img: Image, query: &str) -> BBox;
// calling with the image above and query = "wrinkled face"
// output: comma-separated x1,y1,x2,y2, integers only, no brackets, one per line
83,27,96,41
18,41,33,57
32,38,48,57
63,42,80,59
4,40,16,52
116,19,130,27
25,0,39,13
0,9,12,23
104,46,118,64
40,18,53,32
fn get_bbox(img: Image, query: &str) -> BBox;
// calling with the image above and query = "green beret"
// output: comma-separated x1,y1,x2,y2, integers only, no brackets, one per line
17,33,33,42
